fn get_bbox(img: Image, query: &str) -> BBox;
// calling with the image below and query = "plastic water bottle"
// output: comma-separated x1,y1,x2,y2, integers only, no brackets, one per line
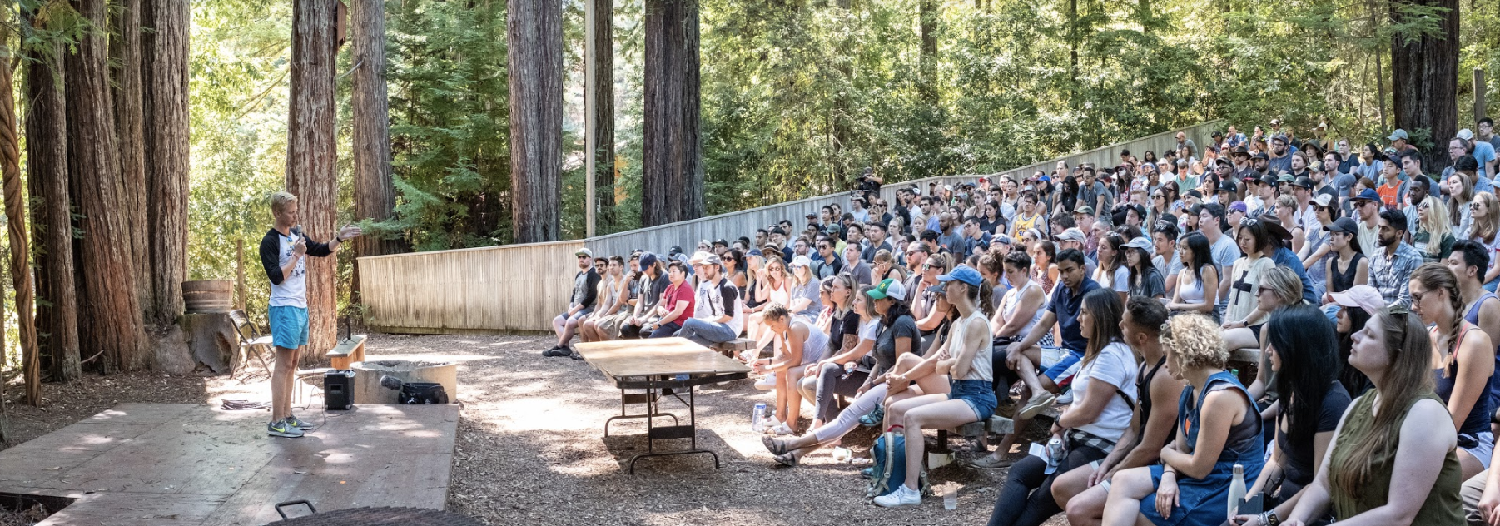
751,402,768,432
1227,463,1246,517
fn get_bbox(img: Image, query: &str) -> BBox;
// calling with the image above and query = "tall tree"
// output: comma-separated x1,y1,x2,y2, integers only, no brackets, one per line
642,0,704,227
589,0,615,231
1390,0,1459,169
23,8,81,383
142,0,190,326
0,51,40,405
352,0,401,270
66,0,149,371
287,0,340,359
507,0,563,242
111,0,153,322
918,0,937,103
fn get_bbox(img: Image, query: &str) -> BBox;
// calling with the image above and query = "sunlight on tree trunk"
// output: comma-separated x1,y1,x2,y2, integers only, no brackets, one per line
287,0,340,360
643,0,704,227
507,0,563,242
144,0,191,327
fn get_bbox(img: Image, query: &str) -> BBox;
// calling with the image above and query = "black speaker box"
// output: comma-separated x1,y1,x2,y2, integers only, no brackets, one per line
325,370,354,410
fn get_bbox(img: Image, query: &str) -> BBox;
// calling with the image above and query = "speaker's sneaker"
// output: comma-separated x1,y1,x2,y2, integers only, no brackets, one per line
267,420,304,438
285,415,315,431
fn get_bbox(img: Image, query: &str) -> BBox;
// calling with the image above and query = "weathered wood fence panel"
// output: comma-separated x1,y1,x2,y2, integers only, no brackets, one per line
359,241,584,333
359,121,1222,333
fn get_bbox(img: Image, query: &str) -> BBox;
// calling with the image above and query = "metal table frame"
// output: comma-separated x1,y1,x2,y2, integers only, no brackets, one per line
604,371,748,473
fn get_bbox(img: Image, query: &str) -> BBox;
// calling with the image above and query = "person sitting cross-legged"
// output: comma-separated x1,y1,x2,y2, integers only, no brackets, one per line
675,251,744,347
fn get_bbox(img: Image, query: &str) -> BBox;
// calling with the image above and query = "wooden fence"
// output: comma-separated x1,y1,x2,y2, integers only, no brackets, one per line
359,120,1223,333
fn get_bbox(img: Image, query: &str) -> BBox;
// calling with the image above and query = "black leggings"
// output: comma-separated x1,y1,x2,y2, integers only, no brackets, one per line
985,444,1108,526
990,342,1022,400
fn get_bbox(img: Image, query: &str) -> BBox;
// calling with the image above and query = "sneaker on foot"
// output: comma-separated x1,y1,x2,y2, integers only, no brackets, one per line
968,454,1018,469
542,346,569,357
1017,392,1057,420
267,420,304,438
285,415,315,431
873,484,922,508
859,406,885,427
766,422,795,436
569,350,585,361
754,375,777,390
1055,389,1074,405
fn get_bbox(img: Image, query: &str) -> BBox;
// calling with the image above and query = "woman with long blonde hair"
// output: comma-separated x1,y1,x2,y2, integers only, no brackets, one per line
1414,196,1455,262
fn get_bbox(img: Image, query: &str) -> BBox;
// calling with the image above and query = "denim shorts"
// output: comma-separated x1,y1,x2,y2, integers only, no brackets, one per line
268,305,309,349
949,379,998,421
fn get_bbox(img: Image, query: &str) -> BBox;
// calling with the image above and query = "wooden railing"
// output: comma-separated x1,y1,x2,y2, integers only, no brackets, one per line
359,120,1224,333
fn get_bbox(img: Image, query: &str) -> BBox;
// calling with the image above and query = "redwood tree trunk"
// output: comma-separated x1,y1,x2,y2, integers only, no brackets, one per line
590,0,615,231
642,0,704,227
66,0,149,371
143,0,191,326
507,0,563,242
352,0,401,276
0,49,41,405
24,24,81,383
918,0,937,103
111,0,154,322
1390,0,1459,170
287,0,340,359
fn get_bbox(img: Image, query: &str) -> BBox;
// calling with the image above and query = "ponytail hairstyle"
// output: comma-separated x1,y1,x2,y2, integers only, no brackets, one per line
1411,263,1466,376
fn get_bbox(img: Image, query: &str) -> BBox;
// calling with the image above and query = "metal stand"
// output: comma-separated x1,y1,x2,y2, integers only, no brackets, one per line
607,372,747,474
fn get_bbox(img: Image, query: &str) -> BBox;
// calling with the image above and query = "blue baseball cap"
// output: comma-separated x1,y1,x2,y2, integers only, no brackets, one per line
937,265,984,287
639,252,659,268
1350,188,1381,203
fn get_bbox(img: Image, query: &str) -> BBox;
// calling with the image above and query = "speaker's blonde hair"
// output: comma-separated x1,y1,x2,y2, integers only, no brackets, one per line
270,191,298,215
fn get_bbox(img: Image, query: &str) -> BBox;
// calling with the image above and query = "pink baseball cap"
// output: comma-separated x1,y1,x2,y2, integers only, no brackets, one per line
1330,285,1385,315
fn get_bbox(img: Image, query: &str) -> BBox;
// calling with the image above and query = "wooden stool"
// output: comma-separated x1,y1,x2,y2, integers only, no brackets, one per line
328,335,367,370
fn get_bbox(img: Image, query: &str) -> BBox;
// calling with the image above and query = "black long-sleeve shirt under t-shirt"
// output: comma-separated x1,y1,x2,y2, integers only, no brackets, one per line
260,228,333,308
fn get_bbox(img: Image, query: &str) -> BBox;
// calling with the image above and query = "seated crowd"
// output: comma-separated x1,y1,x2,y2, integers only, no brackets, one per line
546,120,1500,525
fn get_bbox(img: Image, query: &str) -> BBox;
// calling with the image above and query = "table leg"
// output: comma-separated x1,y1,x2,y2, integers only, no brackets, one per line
627,382,720,473
604,387,678,437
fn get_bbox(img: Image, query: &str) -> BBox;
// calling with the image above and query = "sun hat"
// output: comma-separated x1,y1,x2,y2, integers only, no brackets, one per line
1331,285,1385,315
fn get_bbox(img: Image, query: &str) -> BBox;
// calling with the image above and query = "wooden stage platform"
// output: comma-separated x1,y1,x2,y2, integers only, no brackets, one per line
0,403,460,525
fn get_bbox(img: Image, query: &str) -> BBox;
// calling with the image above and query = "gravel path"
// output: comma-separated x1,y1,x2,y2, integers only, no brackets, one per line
0,333,1070,525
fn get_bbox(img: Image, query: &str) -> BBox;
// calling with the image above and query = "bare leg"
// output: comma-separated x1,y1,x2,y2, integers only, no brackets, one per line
786,367,807,433
775,369,790,426
900,398,979,489
1064,483,1112,526
1222,327,1258,352
1051,462,1098,512
1101,466,1157,526
560,318,582,347
271,346,299,422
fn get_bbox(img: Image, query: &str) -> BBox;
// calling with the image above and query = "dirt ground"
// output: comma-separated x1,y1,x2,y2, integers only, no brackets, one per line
0,334,1071,525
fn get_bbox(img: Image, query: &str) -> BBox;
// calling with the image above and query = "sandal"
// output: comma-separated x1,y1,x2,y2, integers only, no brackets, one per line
762,435,790,455
773,452,798,467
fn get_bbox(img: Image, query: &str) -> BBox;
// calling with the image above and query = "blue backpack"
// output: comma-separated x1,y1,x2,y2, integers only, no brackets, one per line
866,431,929,498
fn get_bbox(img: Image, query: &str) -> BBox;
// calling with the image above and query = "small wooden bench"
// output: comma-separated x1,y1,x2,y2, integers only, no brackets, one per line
328,335,368,370
710,338,757,358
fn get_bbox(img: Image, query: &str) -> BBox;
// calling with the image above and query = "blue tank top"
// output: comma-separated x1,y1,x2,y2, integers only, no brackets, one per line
1464,292,1500,414
1434,325,1493,436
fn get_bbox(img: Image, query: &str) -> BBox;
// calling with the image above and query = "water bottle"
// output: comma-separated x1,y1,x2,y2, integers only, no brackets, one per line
751,402,768,432
1227,463,1246,517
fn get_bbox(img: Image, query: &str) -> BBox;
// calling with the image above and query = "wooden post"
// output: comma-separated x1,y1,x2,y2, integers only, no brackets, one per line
1476,68,1488,122
236,239,247,310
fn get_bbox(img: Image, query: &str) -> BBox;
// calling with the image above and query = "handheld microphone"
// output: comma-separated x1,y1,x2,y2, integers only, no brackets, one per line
290,225,302,238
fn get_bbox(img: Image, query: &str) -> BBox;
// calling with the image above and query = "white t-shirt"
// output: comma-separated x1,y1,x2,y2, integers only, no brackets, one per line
270,231,309,308
1073,341,1140,444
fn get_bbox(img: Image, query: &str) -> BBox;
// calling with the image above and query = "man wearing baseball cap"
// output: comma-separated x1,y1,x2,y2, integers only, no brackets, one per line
548,248,602,356
620,252,670,339
1349,188,1383,256
676,251,743,347
1387,128,1419,166
1055,227,1096,278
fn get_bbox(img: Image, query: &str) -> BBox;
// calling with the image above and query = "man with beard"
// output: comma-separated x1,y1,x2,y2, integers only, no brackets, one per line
1267,134,1294,174
1368,208,1423,307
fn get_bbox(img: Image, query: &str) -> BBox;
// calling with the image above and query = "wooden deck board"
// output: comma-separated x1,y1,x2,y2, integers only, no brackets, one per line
0,403,459,526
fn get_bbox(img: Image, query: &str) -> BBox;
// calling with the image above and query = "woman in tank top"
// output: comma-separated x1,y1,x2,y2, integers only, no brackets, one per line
755,303,830,437
873,265,996,508
1269,305,1463,526
1103,313,1264,526
1410,264,1495,480
1322,217,1368,305
1167,232,1219,317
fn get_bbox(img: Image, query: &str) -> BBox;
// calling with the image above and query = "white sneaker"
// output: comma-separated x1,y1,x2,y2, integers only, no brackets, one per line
1055,390,1074,405
766,422,795,436
873,484,922,508
754,375,777,390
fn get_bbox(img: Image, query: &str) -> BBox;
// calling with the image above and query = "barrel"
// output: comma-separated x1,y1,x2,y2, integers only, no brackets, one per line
182,280,234,313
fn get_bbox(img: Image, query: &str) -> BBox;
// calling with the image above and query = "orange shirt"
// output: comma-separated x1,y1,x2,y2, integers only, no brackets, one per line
1376,181,1401,208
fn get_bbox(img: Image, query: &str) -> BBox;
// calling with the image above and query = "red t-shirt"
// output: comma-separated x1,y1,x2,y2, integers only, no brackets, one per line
660,281,695,324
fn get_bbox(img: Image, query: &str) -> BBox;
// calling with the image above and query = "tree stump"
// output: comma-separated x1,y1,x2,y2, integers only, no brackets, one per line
179,313,238,374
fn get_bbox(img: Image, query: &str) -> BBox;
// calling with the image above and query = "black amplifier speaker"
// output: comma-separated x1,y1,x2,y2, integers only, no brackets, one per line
325,370,355,410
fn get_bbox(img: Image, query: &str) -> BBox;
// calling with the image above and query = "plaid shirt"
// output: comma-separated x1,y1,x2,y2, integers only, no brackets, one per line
1369,242,1423,307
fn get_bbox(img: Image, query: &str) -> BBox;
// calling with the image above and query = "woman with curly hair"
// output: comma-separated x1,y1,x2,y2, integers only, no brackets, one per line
1102,314,1264,526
